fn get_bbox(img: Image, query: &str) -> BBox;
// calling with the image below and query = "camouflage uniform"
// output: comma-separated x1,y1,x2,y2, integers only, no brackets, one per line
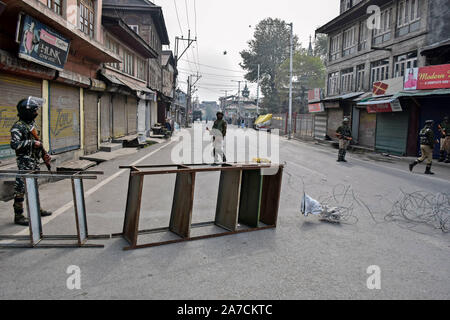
336,124,352,162
438,118,450,163
10,120,41,217
410,121,436,174
212,117,227,162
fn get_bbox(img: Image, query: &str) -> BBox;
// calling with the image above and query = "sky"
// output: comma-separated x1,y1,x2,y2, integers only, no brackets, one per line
153,0,340,103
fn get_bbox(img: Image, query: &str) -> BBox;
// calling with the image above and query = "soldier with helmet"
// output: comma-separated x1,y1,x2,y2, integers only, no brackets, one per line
409,120,439,175
438,116,450,163
10,97,52,226
336,117,352,162
207,111,227,163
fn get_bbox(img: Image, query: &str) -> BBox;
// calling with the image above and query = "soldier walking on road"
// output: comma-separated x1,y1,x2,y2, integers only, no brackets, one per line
10,97,53,226
207,111,227,163
438,116,450,163
409,120,439,175
336,118,352,162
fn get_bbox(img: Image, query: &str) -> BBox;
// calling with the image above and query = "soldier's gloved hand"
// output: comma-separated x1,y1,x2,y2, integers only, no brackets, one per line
33,141,42,149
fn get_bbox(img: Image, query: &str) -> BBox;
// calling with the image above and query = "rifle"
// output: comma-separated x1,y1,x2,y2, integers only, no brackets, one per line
30,126,52,171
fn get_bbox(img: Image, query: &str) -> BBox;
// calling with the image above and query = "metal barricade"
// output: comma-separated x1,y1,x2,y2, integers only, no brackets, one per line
0,170,107,248
115,163,284,250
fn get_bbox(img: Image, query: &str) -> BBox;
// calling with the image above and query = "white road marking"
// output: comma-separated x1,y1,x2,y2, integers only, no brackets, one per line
1,139,176,241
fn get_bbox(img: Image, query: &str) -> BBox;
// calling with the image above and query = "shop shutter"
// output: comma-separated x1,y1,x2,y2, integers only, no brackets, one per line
49,82,80,154
327,109,343,139
358,110,376,148
314,113,327,140
0,74,42,159
113,94,126,138
100,93,112,142
84,90,98,154
127,96,137,135
375,111,409,156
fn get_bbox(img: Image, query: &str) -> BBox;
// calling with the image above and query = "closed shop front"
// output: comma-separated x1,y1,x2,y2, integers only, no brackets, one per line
126,96,138,135
314,113,327,140
49,82,80,154
150,101,158,127
0,74,42,159
113,94,126,138
375,110,410,155
358,110,376,148
100,93,112,142
84,90,99,154
327,108,343,140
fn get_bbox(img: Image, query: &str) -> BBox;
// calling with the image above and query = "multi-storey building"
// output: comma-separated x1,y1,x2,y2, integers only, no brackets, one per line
314,0,450,157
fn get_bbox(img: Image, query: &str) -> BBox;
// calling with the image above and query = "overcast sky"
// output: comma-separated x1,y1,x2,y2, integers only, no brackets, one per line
153,0,340,103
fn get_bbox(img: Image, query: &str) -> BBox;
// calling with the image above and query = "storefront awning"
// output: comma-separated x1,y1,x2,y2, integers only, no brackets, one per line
322,92,365,102
394,88,450,98
357,96,402,113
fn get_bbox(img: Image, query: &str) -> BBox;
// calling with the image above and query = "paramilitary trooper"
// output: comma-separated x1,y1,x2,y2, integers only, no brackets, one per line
409,120,439,175
10,97,53,226
336,118,352,162
438,116,450,163
208,111,227,163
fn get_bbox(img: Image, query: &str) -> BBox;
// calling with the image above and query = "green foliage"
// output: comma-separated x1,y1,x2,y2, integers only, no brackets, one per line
314,34,328,62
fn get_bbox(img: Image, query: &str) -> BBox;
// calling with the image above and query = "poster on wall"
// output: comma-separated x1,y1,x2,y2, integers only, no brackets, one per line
404,64,450,90
404,68,419,91
18,15,70,72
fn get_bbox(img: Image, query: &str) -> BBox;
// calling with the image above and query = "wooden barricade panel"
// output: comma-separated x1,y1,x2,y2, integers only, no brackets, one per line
25,177,42,246
215,170,242,231
259,166,284,226
72,178,88,245
123,173,144,246
238,169,263,228
169,172,196,238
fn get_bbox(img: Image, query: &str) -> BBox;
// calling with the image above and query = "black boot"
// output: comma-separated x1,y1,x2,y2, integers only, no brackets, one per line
14,214,29,226
337,149,343,162
438,150,445,162
409,160,419,172
424,164,434,175
40,209,52,217
342,150,348,162
445,155,450,164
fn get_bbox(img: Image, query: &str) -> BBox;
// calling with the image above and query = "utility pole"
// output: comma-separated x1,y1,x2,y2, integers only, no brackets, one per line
175,30,197,64
220,90,228,111
186,72,202,127
288,22,293,140
256,64,260,114
231,80,243,117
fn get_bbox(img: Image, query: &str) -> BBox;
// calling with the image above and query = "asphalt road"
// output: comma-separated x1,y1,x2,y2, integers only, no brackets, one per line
0,124,449,300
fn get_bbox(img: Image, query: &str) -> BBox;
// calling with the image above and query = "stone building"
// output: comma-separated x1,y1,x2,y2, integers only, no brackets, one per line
313,0,450,157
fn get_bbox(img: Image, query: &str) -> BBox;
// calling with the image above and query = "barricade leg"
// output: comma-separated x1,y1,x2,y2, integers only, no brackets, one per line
72,178,88,245
169,172,196,238
215,170,242,231
260,166,284,226
238,169,263,228
122,172,145,248
25,177,43,247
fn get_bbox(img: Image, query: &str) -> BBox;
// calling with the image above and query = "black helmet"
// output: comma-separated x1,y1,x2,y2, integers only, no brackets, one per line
17,97,44,123
425,120,434,126
217,111,224,117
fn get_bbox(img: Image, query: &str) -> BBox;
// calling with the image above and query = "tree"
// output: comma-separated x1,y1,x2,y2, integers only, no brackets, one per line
314,34,328,62
240,18,298,113
275,51,326,113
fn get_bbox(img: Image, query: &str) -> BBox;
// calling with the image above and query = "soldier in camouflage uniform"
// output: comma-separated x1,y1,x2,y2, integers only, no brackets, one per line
438,116,450,163
409,120,438,175
10,97,52,226
336,118,352,162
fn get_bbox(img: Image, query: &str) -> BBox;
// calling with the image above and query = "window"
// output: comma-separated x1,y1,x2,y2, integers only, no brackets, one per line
136,58,146,81
373,7,392,45
328,71,340,96
129,25,139,34
393,51,418,78
106,37,120,70
370,59,390,86
356,64,365,91
47,0,62,15
397,0,421,36
343,26,357,56
329,34,341,61
122,49,134,76
79,0,94,38
340,68,354,93
358,20,368,51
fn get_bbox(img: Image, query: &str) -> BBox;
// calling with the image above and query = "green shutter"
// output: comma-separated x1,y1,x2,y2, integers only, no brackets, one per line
375,111,409,156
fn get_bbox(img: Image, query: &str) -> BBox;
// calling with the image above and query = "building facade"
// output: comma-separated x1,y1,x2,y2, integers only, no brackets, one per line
314,0,450,157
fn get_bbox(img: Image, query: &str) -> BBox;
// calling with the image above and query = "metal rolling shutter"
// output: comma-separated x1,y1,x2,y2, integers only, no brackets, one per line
0,74,42,159
314,113,327,140
49,82,80,154
84,90,98,154
100,93,112,142
327,108,343,140
113,94,126,138
375,111,409,156
358,110,376,148
127,96,137,135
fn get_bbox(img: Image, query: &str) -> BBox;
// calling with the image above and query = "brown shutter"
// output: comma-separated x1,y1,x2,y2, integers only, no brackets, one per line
100,93,112,142
327,108,344,139
83,90,98,154
113,94,126,138
0,74,41,159
127,96,137,135
49,82,80,154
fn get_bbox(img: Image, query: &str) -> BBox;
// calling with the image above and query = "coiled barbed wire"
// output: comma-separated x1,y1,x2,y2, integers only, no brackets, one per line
384,190,450,233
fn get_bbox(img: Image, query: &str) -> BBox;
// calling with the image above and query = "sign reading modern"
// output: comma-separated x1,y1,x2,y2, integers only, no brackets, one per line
404,64,450,90
18,15,70,71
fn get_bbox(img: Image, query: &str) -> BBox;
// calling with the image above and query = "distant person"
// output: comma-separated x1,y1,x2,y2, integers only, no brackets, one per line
207,111,227,163
438,116,449,163
409,120,439,174
335,118,352,162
